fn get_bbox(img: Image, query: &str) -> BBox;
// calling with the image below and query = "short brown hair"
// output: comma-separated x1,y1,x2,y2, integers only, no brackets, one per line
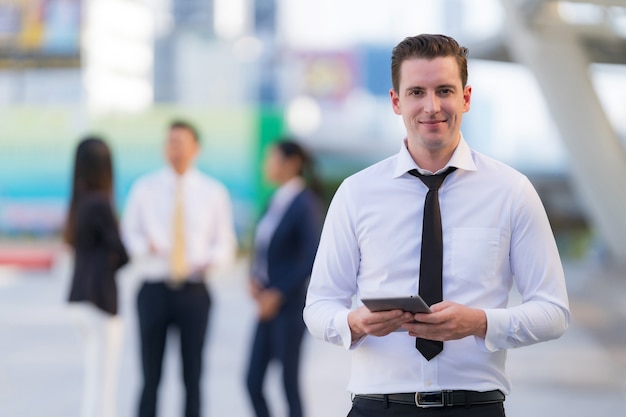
391,34,469,92
170,119,200,143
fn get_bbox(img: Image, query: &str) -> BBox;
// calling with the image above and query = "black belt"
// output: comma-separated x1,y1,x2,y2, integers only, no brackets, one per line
354,390,505,408
143,272,205,290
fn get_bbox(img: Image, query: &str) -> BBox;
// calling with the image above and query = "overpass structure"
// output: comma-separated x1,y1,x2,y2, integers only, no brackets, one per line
477,0,626,263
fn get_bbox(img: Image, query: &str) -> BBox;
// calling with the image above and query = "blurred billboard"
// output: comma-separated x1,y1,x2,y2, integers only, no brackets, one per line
0,0,81,68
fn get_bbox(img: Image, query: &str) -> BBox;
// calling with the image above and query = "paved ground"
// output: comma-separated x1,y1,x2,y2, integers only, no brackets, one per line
1,248,625,417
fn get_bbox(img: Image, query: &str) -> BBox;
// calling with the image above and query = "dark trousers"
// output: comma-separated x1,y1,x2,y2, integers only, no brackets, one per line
245,308,306,417
348,397,506,417
137,281,211,417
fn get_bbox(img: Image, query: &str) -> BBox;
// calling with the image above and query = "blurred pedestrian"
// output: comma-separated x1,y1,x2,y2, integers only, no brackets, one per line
121,120,237,417
64,136,129,417
246,139,324,417
304,34,570,417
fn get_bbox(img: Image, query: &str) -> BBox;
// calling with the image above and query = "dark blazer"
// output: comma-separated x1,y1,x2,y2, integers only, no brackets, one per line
263,188,323,312
246,188,324,417
68,193,128,315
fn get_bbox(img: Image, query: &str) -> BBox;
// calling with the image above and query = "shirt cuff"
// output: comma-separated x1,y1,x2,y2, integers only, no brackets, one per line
332,309,366,350
482,308,510,352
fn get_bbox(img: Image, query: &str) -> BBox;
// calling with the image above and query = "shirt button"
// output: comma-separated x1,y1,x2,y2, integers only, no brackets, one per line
426,381,432,387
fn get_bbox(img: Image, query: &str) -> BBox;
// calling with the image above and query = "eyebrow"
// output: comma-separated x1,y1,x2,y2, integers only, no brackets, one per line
405,83,458,92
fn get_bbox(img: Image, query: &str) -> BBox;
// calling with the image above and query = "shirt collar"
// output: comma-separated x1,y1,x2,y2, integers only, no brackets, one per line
163,165,198,184
272,177,305,207
392,134,477,178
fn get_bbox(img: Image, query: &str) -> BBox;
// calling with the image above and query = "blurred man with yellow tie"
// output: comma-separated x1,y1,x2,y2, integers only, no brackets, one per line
122,120,237,417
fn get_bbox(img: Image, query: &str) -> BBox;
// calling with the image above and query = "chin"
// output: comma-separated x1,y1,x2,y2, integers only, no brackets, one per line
418,137,446,149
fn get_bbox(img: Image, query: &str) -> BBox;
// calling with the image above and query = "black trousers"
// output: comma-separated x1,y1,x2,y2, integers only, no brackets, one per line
137,281,211,417
348,397,506,417
245,308,306,417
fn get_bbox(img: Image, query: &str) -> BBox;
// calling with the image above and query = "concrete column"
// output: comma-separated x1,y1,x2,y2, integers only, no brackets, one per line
500,0,626,263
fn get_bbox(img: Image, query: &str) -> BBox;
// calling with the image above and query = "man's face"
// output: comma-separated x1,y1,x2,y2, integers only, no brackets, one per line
390,56,471,159
166,127,198,174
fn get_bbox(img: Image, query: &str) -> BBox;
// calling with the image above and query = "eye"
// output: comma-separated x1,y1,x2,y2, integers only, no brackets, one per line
408,89,424,96
438,88,453,96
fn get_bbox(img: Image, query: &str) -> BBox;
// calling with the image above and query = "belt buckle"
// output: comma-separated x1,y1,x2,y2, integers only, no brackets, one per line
415,391,447,408
165,280,184,290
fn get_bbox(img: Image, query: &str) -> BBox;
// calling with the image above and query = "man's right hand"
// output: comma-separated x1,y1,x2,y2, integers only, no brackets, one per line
348,306,414,342
148,241,161,255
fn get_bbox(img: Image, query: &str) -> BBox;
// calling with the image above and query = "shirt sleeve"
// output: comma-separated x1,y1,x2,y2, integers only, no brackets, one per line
482,177,570,351
206,184,237,271
120,181,150,258
303,181,362,350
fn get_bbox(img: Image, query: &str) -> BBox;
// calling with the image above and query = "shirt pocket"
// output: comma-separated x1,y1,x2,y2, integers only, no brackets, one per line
450,227,501,283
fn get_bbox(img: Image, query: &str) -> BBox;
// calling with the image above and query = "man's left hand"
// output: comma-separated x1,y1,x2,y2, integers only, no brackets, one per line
400,301,487,340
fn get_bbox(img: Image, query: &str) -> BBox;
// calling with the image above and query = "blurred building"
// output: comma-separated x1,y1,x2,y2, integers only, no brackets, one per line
0,0,625,260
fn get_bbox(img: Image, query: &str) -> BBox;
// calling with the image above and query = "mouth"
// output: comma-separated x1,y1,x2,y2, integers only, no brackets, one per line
420,119,446,128
420,118,446,125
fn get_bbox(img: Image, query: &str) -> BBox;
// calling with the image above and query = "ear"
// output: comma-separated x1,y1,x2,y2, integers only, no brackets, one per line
390,88,402,115
463,85,472,113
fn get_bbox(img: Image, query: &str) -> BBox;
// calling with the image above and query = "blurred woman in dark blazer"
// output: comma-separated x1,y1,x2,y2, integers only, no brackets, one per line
246,140,324,417
64,136,128,417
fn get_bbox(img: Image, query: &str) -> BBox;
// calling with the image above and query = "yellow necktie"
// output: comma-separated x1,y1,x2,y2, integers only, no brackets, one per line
171,181,187,283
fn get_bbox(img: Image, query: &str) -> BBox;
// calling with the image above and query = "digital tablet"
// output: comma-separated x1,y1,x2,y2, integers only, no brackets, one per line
361,295,432,314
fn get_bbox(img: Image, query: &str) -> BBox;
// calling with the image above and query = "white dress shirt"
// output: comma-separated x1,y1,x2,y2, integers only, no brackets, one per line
121,166,237,281
304,136,570,395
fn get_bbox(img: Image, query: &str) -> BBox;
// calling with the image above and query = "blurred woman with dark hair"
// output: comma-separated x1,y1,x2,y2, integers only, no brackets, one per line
246,139,324,417
64,136,128,417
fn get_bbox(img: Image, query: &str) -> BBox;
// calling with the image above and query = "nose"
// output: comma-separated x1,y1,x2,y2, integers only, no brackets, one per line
423,92,440,114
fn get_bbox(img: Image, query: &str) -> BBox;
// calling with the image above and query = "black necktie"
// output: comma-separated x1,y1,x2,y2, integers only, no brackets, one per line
409,167,457,360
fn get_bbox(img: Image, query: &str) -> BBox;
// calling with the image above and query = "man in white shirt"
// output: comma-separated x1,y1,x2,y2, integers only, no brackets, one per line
303,34,570,417
121,120,237,417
